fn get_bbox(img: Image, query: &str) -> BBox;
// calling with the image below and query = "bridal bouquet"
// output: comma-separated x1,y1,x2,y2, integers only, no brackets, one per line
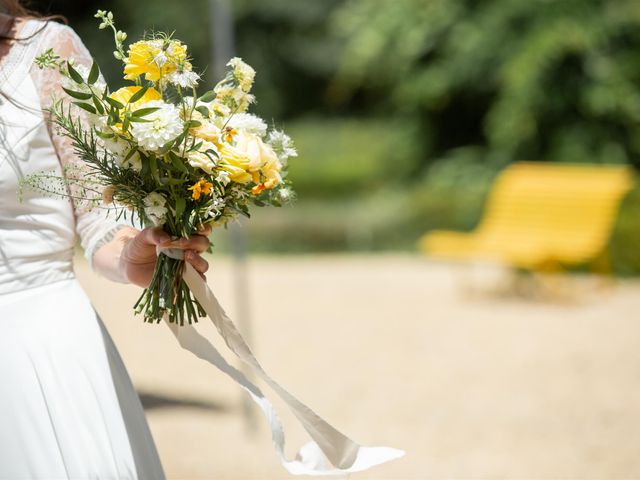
31,10,297,325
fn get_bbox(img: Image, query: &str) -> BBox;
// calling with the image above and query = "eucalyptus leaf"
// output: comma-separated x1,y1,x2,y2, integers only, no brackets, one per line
131,107,160,118
72,101,97,115
195,105,210,118
61,87,92,100
66,61,84,84
87,60,100,85
128,85,149,104
105,96,125,109
92,96,105,115
198,90,216,103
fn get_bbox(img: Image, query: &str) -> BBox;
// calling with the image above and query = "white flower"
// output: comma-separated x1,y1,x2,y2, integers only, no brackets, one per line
227,57,256,92
167,70,200,89
205,196,225,219
215,170,231,186
267,130,297,165
88,113,109,132
153,50,168,67
130,100,184,151
104,137,142,172
187,141,220,173
227,113,267,137
278,187,294,203
143,192,168,226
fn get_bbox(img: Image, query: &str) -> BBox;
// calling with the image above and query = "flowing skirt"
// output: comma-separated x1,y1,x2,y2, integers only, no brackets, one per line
0,278,165,479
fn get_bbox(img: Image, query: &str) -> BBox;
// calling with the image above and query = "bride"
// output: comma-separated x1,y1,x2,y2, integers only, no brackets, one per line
0,2,212,478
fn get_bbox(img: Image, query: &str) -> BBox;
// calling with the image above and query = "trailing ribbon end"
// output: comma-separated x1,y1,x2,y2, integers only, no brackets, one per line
285,441,406,476
164,260,406,476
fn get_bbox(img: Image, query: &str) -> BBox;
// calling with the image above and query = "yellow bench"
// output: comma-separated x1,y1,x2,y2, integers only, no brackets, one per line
419,162,635,272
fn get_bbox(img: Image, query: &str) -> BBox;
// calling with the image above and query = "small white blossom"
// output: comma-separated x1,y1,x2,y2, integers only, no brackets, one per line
278,187,294,203
143,192,168,226
215,170,231,186
167,70,200,89
205,196,226,218
153,50,168,67
130,100,184,151
267,130,297,164
104,137,142,172
227,113,267,137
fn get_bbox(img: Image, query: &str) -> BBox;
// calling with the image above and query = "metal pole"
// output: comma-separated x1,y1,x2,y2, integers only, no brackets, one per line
208,0,257,434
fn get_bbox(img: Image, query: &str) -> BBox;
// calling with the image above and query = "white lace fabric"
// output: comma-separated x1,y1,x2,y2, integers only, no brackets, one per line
0,19,131,294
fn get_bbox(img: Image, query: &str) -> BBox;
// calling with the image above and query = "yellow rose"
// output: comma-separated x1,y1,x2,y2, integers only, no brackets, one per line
234,132,278,172
220,163,253,183
124,39,189,82
218,143,253,183
110,86,161,110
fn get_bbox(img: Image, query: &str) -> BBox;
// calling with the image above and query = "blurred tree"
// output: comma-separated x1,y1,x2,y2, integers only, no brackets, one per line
232,0,345,118
329,0,640,170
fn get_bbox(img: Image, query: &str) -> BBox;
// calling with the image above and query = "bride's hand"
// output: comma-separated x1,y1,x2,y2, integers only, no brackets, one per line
120,226,212,288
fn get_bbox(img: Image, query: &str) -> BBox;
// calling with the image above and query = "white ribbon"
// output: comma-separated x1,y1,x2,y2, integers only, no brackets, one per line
157,247,405,476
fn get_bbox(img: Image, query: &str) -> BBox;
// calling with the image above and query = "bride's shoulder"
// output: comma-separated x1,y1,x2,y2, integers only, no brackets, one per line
29,18,86,53
31,18,73,36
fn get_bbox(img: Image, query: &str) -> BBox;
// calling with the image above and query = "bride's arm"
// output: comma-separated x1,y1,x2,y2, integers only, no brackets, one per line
31,21,210,286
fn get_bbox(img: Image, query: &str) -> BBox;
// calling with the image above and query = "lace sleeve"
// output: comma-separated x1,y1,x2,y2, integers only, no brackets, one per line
29,21,136,268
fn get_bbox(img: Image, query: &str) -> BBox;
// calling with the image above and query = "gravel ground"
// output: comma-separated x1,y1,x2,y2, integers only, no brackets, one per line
75,254,640,480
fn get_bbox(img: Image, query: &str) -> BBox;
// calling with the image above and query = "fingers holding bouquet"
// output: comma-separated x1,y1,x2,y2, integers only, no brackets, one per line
158,225,212,278
121,226,212,288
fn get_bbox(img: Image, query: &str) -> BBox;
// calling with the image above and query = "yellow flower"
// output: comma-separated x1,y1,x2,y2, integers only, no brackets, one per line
262,157,283,189
216,132,281,186
109,85,161,111
234,132,278,172
221,164,253,183
124,39,189,82
188,179,213,200
251,184,266,195
223,127,238,143
218,143,253,183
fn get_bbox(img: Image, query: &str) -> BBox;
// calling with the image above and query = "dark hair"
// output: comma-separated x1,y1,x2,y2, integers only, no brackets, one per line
1,0,30,17
0,1,65,112
0,1,66,42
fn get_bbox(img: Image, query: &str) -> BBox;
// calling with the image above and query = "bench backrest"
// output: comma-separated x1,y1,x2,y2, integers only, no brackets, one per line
477,162,634,260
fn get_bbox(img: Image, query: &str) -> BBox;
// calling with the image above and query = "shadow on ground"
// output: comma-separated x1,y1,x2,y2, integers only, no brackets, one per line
138,390,231,413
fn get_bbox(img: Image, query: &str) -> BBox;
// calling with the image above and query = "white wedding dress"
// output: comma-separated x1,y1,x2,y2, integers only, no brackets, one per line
0,19,166,479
